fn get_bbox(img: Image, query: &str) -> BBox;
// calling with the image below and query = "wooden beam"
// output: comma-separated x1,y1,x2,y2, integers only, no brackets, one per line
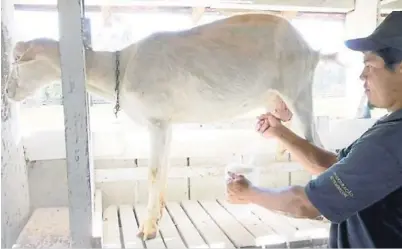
279,10,298,20
12,3,346,20
13,0,354,12
380,0,402,12
380,0,399,5
95,162,303,182
57,0,95,247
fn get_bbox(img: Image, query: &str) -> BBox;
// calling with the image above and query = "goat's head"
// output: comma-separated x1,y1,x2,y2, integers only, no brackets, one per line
6,38,61,102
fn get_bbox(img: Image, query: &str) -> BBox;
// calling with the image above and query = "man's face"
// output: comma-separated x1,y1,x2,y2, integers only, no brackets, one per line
360,52,402,111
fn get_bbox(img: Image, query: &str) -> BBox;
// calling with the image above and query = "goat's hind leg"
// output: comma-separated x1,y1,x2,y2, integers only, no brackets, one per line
271,95,293,161
137,120,172,240
286,90,322,148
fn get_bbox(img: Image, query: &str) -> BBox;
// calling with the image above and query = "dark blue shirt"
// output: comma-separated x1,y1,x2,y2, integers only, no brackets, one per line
305,109,402,248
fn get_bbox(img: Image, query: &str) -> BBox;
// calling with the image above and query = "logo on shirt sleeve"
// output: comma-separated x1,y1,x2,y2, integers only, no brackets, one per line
330,172,354,198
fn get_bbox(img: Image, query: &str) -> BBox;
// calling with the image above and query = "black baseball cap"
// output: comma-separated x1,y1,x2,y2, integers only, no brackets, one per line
345,11,402,53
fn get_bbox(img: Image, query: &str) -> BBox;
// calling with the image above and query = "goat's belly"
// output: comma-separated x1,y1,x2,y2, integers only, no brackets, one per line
170,102,261,123
121,85,278,124
166,88,278,123
159,96,265,123
123,96,262,124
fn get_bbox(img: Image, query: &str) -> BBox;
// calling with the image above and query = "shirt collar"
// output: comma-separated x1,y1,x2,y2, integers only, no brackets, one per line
376,108,402,124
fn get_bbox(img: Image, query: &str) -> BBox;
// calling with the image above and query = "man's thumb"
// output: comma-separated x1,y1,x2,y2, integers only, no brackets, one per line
267,113,280,123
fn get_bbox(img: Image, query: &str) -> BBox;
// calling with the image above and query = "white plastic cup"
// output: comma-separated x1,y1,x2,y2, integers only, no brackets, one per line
224,162,259,199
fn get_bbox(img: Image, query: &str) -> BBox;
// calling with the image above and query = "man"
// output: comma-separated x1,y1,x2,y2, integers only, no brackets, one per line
226,11,402,248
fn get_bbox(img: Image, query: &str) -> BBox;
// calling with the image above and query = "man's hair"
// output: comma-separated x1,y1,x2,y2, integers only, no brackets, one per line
375,47,402,71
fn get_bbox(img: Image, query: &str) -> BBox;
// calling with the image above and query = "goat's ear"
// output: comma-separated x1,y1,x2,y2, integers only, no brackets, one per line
14,41,44,63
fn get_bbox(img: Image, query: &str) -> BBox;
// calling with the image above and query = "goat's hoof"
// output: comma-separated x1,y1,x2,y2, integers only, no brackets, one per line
137,220,158,241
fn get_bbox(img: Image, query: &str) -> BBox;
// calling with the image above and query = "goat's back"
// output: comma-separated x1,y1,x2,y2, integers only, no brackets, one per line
121,13,317,123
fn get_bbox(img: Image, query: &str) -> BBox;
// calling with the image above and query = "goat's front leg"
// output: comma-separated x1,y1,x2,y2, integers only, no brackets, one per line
137,120,172,241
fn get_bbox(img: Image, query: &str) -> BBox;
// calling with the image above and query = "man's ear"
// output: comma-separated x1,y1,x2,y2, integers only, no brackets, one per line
397,62,402,74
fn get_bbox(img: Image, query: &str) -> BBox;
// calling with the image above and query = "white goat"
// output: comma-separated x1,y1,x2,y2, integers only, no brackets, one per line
7,13,333,240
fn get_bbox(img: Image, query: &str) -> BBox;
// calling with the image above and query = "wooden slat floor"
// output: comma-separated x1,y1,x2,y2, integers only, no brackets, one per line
103,200,330,249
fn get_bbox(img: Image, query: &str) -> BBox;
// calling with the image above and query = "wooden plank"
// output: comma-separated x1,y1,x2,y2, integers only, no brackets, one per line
273,214,326,247
95,159,136,169
57,0,94,247
103,205,121,248
165,202,208,248
134,204,166,248
158,206,187,248
136,158,188,167
249,205,304,247
218,200,287,248
93,189,103,247
251,206,330,247
284,215,329,237
95,162,302,182
181,200,235,248
198,200,256,248
119,205,145,249
306,219,330,246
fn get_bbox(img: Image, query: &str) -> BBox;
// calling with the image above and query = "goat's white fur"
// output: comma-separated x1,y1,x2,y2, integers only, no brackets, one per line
7,13,333,240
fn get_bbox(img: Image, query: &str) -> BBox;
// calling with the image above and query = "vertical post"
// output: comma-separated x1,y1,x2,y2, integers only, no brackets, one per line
344,0,380,118
2,0,31,247
57,0,94,247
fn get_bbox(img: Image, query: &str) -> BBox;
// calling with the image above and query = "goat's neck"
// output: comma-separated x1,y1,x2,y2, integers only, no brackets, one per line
85,50,123,102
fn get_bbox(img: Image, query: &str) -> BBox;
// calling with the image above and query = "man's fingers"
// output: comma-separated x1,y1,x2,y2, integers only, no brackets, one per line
258,120,270,133
257,113,272,120
227,171,236,177
255,120,264,130
257,113,281,123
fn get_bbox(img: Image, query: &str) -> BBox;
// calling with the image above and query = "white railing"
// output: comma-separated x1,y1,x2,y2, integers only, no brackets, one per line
21,103,377,162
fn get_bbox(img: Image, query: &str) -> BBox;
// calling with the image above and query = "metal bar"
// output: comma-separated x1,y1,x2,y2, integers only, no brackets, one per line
57,0,94,247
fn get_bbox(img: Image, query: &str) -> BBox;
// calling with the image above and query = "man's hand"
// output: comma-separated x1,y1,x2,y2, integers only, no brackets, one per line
256,113,286,139
256,96,293,139
226,172,256,204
